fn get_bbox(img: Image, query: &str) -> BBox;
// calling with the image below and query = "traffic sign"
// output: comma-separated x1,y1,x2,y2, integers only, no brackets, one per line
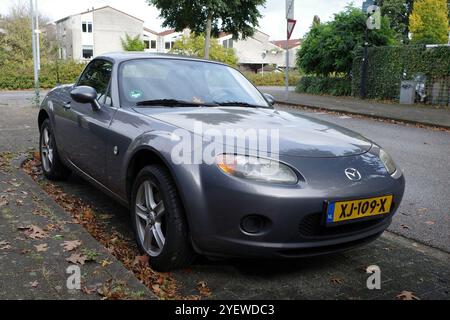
287,19,297,40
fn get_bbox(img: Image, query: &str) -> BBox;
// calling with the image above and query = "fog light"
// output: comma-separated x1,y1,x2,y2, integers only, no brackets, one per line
241,215,269,234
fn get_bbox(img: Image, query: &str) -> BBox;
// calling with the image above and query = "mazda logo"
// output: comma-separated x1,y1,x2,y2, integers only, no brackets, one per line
345,168,362,181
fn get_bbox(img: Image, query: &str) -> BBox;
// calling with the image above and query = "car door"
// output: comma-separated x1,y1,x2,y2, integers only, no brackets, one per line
60,59,115,184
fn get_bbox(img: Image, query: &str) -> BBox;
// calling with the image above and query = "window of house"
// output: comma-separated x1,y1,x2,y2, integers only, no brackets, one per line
82,22,93,33
144,40,150,50
165,42,171,50
222,39,233,49
82,46,94,59
151,40,157,49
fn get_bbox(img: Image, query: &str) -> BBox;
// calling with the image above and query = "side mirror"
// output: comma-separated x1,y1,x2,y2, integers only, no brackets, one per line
70,86,101,111
263,93,276,106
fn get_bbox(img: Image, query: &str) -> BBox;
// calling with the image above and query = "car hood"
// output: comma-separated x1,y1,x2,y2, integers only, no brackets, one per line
134,107,373,158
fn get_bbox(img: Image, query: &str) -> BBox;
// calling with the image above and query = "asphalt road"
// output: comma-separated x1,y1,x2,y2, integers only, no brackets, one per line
1,90,449,299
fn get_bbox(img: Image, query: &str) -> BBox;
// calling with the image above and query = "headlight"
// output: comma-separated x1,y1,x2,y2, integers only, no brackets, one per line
216,154,298,185
379,149,397,175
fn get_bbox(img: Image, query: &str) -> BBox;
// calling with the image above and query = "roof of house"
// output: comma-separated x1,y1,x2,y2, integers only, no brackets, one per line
144,27,159,35
271,39,302,49
157,29,177,36
55,6,144,23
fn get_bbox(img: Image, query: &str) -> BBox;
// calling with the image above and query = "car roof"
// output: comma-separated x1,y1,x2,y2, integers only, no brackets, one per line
96,52,227,66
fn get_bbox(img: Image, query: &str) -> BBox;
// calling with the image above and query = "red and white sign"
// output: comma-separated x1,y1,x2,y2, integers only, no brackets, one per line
287,19,297,40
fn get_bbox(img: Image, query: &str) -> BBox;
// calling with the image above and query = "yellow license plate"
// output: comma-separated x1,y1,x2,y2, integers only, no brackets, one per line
325,195,393,225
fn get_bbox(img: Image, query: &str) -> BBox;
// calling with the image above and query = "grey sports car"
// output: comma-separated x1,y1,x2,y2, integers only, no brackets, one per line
38,53,405,271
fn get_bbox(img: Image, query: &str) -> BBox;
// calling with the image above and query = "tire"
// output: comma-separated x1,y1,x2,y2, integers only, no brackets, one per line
130,165,196,271
39,119,71,181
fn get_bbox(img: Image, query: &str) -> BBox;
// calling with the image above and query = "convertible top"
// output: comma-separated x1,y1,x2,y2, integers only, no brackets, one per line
96,52,227,66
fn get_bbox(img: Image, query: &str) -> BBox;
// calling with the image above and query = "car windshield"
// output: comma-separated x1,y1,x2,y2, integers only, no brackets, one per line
119,58,270,108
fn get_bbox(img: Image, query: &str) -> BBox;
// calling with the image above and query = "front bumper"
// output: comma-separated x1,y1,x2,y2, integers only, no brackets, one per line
173,149,405,259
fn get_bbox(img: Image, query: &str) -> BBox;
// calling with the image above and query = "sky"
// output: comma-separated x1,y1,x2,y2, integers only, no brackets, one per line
0,0,364,40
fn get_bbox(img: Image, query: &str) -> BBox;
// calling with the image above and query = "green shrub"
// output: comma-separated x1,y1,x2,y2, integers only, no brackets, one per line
352,45,450,100
0,60,86,90
243,71,301,86
296,76,351,96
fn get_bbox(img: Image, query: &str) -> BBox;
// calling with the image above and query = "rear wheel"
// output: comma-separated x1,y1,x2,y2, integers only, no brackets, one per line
130,165,196,271
39,119,71,181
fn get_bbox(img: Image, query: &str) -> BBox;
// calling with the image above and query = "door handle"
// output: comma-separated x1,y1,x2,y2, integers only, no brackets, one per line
63,102,71,110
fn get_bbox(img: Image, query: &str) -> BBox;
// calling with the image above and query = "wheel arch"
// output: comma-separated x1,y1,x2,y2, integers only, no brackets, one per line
38,109,50,130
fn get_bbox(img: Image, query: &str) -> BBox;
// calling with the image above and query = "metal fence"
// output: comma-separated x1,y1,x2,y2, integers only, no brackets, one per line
423,76,450,106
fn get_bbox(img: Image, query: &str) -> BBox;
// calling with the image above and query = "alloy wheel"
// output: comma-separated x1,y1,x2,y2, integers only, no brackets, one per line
135,180,166,257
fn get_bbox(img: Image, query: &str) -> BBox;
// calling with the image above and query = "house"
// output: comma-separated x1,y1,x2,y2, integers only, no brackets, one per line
143,29,186,54
270,39,302,69
55,6,144,60
217,31,300,71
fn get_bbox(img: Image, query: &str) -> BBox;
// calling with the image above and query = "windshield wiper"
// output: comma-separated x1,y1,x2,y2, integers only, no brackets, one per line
135,99,217,107
214,101,266,108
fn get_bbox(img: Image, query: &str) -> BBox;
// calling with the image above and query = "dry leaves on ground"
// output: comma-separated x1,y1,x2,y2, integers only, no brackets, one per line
396,291,420,300
197,281,212,297
34,244,49,252
29,281,39,288
0,240,11,250
19,225,49,240
66,253,87,265
331,277,344,285
61,240,82,252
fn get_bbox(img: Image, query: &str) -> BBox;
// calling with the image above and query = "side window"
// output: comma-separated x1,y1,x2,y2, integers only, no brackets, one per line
78,59,113,105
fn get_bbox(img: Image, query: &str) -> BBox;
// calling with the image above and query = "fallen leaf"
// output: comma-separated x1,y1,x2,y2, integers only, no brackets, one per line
424,220,435,225
20,225,48,239
133,255,149,267
331,277,344,285
0,199,8,207
197,281,212,297
82,285,99,295
400,224,410,230
30,281,39,288
61,240,82,252
0,240,11,250
100,259,112,267
15,199,23,206
417,208,428,214
34,244,49,252
66,253,87,265
396,291,420,300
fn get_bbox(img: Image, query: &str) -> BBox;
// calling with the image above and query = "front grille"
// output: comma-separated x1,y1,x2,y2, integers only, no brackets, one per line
298,212,389,239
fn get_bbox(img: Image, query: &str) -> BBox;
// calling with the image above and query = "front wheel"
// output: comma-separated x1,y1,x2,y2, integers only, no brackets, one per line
39,119,71,181
130,165,196,271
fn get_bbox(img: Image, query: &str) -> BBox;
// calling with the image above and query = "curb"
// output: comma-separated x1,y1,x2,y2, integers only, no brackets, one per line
275,99,450,130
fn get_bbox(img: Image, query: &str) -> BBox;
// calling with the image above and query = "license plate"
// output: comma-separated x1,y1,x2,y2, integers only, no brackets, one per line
325,195,393,225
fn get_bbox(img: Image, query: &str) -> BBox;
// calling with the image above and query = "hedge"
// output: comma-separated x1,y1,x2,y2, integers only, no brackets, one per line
243,71,301,87
0,60,86,90
296,76,352,96
352,45,450,100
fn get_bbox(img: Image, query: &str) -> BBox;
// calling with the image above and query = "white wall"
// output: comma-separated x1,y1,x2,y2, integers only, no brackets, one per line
93,7,143,57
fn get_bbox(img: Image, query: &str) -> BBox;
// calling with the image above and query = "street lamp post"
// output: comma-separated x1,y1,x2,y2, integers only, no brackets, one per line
30,0,40,106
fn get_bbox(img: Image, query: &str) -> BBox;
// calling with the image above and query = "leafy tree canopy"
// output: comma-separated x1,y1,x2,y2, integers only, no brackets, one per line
409,0,449,44
121,34,146,51
297,6,396,77
147,0,266,39
377,0,414,42
171,34,238,66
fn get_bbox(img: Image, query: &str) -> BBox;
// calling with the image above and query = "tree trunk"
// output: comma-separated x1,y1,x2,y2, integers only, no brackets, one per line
204,12,212,59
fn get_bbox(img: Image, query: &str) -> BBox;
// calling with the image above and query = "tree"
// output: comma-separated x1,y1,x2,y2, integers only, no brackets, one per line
409,0,449,44
147,0,266,59
121,34,145,51
297,6,396,77
171,33,238,66
0,2,52,64
377,0,414,43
